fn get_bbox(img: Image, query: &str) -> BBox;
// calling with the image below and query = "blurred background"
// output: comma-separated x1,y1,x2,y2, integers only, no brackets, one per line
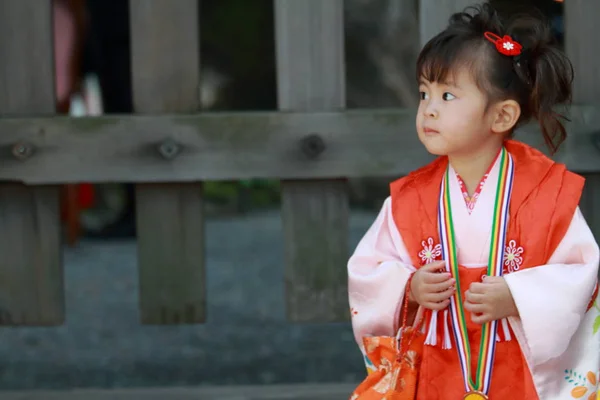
0,0,565,393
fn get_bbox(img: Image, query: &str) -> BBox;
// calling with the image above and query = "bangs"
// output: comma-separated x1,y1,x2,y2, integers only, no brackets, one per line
417,34,488,90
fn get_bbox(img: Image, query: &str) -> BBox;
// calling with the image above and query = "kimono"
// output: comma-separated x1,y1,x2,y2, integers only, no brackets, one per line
348,140,600,399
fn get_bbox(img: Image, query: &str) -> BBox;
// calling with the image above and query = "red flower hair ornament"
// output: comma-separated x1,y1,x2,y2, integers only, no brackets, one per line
484,32,523,56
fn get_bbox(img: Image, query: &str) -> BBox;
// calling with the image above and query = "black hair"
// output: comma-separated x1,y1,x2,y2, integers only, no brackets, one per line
416,3,574,154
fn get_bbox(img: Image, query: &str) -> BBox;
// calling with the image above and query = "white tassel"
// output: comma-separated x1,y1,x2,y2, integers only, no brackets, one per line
395,326,403,352
501,318,512,341
442,310,452,349
425,310,438,346
395,326,403,342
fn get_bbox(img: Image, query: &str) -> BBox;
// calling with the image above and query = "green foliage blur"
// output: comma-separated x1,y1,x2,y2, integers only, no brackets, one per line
201,0,279,210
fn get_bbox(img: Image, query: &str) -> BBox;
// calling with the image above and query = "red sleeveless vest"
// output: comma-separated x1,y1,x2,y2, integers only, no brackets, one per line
389,140,585,399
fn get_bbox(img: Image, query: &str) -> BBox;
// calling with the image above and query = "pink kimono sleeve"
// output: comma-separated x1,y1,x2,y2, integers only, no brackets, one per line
348,196,416,353
504,207,600,366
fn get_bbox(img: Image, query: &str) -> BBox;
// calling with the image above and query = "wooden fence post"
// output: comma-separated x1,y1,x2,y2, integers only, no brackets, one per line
130,0,206,324
275,0,350,322
0,0,64,325
419,0,474,45
565,1,600,242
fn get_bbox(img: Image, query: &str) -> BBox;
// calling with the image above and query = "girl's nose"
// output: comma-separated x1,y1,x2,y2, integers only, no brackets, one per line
424,103,438,119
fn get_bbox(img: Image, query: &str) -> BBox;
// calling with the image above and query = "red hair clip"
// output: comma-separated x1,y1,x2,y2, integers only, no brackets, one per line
484,32,523,56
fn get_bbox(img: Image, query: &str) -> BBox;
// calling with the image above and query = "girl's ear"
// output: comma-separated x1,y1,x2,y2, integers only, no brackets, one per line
491,99,521,134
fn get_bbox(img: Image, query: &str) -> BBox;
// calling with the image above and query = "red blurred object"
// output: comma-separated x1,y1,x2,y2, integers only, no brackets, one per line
54,0,96,245
78,183,95,209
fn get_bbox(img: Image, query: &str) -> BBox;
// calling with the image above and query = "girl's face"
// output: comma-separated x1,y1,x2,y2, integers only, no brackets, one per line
416,69,500,158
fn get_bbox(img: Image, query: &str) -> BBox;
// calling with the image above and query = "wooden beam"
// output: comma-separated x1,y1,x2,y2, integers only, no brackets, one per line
565,1,600,242
130,0,206,324
0,106,599,184
0,0,64,325
275,0,350,322
0,383,357,400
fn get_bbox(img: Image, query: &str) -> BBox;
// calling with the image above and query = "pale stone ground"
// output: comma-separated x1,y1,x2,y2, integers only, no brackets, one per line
0,208,379,391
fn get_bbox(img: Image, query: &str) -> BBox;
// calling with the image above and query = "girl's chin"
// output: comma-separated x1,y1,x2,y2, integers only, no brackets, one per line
419,138,449,157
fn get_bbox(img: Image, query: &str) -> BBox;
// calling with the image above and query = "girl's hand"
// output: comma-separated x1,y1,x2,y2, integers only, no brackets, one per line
410,260,455,310
464,276,519,324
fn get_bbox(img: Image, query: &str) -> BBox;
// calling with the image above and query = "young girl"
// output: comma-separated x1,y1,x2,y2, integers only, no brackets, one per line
348,4,600,400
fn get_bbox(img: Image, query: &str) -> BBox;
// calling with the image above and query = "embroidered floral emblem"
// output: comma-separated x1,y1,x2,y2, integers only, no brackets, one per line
503,240,524,273
350,307,358,317
419,237,442,264
503,42,515,51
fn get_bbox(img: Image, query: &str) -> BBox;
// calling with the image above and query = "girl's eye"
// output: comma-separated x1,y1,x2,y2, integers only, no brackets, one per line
443,92,456,101
419,91,428,100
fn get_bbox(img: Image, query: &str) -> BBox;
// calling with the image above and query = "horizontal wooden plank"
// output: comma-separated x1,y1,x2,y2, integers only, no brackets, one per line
0,105,599,184
0,383,357,400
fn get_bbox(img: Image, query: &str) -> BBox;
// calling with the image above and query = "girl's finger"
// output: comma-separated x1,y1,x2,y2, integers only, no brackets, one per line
470,313,491,325
464,290,485,304
428,279,455,293
423,271,453,284
421,260,447,271
426,287,455,303
464,301,487,314
426,299,450,311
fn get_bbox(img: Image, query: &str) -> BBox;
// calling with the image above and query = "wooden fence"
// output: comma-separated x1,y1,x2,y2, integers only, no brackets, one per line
0,0,598,398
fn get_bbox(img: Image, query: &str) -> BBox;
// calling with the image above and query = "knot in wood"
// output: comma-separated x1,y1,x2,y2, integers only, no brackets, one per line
157,139,180,160
301,134,325,159
11,141,34,161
